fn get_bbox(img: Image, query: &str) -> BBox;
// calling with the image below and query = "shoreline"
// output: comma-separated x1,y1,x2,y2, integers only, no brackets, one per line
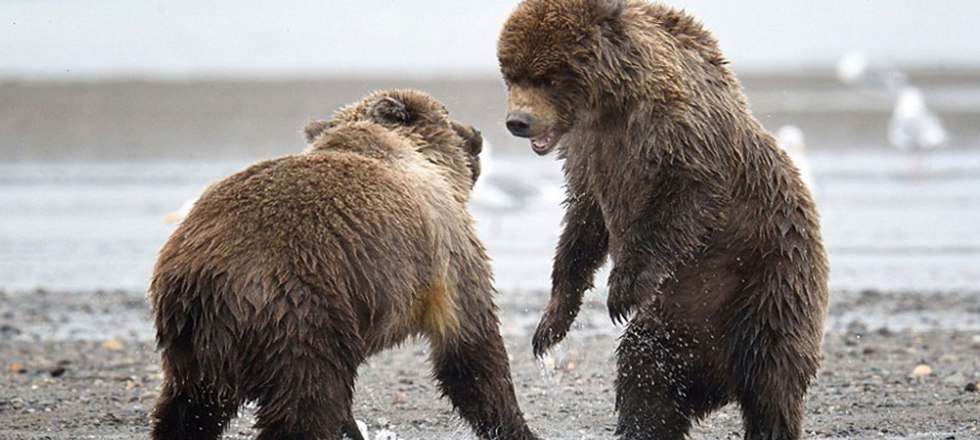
3,288,980,342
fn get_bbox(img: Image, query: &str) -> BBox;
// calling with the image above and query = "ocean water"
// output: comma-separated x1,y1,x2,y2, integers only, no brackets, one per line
2,149,979,295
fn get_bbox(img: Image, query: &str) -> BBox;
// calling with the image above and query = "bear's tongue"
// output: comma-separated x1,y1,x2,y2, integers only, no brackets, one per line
531,127,559,155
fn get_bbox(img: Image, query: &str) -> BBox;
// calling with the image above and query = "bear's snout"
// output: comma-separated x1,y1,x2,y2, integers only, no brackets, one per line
505,108,562,155
506,112,534,138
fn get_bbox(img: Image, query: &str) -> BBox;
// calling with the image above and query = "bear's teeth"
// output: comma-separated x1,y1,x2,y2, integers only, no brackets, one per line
532,129,554,146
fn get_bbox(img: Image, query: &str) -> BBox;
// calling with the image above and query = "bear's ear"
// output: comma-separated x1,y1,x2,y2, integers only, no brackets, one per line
452,121,483,184
451,121,483,156
370,96,413,125
303,118,334,143
596,0,626,45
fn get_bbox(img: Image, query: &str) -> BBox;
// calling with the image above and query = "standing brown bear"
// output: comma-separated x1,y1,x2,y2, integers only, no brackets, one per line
498,1,830,439
149,89,540,440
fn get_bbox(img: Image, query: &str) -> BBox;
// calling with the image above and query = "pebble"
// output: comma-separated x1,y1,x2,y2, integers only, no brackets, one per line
911,364,932,379
0,323,22,336
48,366,66,377
965,382,978,393
102,340,123,351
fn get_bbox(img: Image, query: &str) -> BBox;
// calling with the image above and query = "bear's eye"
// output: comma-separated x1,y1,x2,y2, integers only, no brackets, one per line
532,76,556,88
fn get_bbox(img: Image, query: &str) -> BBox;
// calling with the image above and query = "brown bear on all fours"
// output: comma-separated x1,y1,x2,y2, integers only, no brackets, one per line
498,1,830,439
149,89,540,440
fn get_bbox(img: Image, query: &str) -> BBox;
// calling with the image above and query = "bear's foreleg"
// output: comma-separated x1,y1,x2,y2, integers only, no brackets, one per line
432,325,540,440
533,193,609,356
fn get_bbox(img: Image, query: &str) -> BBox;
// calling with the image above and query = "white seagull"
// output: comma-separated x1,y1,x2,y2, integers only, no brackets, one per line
836,51,908,96
888,86,947,175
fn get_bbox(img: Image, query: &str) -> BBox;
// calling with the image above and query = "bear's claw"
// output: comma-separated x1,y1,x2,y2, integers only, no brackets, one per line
531,302,578,357
607,265,665,325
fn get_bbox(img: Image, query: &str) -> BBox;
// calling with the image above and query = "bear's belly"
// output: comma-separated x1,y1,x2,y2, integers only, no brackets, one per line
655,251,741,329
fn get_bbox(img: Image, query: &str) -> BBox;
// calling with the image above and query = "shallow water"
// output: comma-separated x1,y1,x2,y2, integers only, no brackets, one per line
1,149,979,295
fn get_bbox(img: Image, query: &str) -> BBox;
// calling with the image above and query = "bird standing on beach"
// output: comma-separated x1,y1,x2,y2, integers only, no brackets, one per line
836,51,907,96
837,51,949,176
888,86,948,175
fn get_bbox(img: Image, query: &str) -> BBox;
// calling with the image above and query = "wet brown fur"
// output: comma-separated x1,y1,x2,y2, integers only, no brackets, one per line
498,1,830,439
149,89,539,440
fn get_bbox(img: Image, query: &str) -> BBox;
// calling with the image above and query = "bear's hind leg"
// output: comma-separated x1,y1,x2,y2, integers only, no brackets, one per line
151,323,240,440
731,338,812,440
341,409,366,440
615,316,726,440
151,375,240,440
151,384,238,440
727,288,821,440
249,291,364,440
739,395,805,440
250,343,360,440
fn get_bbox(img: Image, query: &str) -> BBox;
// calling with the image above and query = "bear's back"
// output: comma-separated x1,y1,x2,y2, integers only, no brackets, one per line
151,144,444,313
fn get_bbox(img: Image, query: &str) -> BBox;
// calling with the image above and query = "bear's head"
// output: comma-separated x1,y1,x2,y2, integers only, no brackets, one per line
305,89,483,194
497,0,728,156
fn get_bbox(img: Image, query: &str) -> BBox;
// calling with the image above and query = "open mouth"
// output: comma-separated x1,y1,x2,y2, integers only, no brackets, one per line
531,127,561,156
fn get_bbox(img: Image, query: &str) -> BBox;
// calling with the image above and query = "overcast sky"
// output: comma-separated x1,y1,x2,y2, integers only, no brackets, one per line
2,0,978,80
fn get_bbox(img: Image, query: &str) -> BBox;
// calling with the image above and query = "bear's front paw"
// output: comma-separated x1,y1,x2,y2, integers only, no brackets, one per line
607,265,663,324
531,302,577,357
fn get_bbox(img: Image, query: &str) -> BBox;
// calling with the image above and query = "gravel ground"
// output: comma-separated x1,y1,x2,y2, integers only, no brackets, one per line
1,288,978,440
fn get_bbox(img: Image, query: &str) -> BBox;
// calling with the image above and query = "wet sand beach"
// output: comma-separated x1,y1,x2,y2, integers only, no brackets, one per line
2,73,980,439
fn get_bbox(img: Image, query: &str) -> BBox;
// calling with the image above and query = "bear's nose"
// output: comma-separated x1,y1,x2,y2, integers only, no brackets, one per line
505,112,533,138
